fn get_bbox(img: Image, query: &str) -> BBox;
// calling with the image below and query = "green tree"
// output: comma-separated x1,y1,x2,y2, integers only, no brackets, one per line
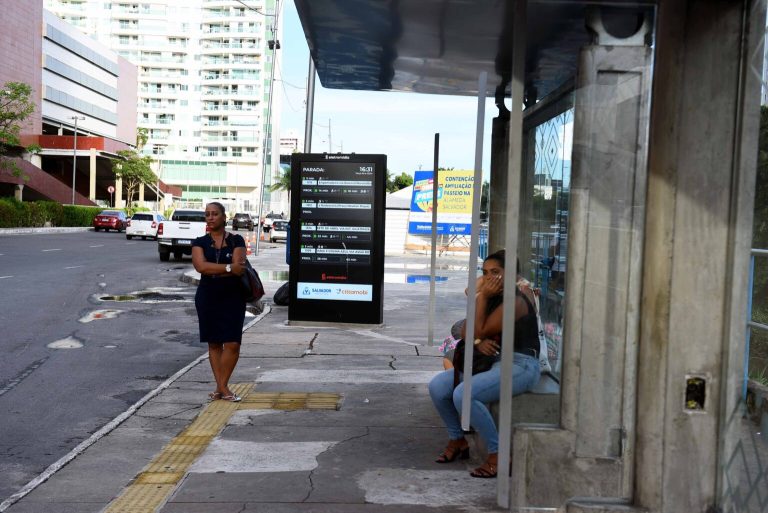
112,129,156,212
386,170,413,193
392,172,413,191
269,167,291,201
0,82,36,176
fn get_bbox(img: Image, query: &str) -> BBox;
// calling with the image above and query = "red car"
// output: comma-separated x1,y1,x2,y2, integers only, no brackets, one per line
93,210,128,232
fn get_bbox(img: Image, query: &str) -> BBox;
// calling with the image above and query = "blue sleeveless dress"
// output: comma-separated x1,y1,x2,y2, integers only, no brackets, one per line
192,233,246,343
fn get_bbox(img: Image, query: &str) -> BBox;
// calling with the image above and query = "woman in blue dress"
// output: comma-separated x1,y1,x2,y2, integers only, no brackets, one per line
192,202,247,402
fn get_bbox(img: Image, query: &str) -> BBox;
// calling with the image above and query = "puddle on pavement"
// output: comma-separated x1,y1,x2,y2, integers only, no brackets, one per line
96,287,193,303
260,270,289,281
383,273,448,284
79,309,121,323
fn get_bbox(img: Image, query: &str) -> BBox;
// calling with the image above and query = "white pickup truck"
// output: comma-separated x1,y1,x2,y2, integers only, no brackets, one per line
157,209,207,261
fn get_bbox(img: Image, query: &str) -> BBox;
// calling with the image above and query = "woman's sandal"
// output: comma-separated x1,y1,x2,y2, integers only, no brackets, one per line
435,442,470,463
208,392,222,401
220,393,242,402
470,460,498,478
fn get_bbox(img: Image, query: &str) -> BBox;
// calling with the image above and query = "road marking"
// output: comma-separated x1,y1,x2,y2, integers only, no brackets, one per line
0,276,12,279
0,358,49,398
89,244,104,248
42,248,62,252
64,265,83,269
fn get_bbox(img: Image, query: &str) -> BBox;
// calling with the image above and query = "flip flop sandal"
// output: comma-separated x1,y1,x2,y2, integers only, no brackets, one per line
470,462,497,478
208,392,223,401
221,393,242,402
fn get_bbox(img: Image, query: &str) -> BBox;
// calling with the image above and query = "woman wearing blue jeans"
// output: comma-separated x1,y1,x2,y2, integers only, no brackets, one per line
428,251,541,478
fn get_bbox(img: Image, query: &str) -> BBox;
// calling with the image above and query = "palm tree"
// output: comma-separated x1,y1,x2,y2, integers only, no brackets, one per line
269,168,291,202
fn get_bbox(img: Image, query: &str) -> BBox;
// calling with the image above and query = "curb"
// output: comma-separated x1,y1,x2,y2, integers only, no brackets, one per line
0,227,91,236
0,305,272,512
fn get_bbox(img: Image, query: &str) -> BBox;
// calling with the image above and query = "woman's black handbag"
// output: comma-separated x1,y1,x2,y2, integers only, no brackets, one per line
452,339,497,387
240,260,265,302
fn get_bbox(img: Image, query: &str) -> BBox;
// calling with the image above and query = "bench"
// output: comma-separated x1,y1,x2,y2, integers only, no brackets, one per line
469,372,561,458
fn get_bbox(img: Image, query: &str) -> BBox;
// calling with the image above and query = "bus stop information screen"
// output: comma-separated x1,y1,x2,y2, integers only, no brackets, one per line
289,154,385,324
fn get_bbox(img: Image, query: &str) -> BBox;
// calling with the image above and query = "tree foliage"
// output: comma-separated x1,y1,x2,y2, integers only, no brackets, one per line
269,167,291,201
0,82,36,176
112,141,156,211
386,171,413,193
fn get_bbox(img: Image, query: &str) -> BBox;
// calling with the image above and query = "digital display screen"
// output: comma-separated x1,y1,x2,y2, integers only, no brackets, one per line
296,161,375,301
289,154,385,324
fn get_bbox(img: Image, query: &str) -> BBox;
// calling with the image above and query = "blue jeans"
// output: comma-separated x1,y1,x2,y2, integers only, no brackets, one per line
428,353,540,454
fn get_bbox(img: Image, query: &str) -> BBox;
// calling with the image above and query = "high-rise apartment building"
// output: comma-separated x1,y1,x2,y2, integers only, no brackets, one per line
45,0,284,213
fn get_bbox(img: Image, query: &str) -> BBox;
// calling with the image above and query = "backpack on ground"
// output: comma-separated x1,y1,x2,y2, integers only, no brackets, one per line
273,282,289,306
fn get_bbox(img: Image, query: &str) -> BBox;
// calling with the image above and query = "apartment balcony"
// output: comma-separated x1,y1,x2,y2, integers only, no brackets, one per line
202,104,259,113
202,90,260,99
202,10,248,21
201,75,260,84
111,25,141,35
202,26,259,36
141,118,176,126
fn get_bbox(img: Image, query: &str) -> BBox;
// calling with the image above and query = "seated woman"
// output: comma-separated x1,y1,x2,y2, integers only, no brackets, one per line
427,250,541,478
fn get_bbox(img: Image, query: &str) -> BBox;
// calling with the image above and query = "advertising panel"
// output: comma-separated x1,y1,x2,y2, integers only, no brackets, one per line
288,154,386,324
407,169,474,235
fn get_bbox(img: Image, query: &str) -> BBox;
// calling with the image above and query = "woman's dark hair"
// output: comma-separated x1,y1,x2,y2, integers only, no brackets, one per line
485,249,521,274
485,249,505,267
207,202,226,216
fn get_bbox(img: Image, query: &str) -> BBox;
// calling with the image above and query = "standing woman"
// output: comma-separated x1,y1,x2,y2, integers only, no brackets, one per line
192,202,247,402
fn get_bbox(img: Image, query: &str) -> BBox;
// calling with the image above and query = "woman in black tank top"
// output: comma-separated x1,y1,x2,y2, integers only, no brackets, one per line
428,250,542,479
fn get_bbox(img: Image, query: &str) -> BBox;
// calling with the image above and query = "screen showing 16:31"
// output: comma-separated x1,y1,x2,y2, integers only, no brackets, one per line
296,161,376,302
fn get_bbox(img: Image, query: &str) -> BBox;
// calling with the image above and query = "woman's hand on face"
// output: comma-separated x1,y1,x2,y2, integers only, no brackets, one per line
476,338,500,356
481,274,503,297
230,261,246,276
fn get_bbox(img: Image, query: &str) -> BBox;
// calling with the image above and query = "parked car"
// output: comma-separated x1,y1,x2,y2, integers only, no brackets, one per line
262,212,284,232
157,209,207,261
93,210,127,232
126,212,165,240
232,212,254,231
270,219,289,243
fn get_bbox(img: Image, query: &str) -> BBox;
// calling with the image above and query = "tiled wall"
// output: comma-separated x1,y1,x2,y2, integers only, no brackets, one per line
0,0,43,136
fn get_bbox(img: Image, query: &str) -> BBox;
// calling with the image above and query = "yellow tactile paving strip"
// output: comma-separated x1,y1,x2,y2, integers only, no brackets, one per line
103,386,341,513
103,383,252,513
239,392,341,410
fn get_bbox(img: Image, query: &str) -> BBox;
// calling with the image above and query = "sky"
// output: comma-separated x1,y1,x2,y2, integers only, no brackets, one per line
276,1,497,178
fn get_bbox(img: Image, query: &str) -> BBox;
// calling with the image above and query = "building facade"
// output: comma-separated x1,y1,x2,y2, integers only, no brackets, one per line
45,0,283,214
0,0,146,206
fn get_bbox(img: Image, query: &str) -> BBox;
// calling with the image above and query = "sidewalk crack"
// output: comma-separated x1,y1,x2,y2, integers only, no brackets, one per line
302,332,319,356
302,427,370,503
388,355,397,371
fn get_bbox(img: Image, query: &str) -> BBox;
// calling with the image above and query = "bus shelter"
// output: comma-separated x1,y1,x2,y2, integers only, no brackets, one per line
295,1,767,511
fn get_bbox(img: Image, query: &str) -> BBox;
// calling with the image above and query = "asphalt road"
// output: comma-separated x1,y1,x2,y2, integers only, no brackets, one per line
0,230,205,502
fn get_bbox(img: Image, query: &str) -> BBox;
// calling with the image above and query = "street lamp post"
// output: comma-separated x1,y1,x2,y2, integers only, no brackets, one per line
71,116,85,205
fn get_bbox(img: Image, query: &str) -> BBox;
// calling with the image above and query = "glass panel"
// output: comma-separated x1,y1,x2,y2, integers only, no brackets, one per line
525,104,573,378
720,1,768,511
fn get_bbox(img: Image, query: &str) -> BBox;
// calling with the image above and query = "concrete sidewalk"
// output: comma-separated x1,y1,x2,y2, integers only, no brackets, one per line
3,248,505,513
